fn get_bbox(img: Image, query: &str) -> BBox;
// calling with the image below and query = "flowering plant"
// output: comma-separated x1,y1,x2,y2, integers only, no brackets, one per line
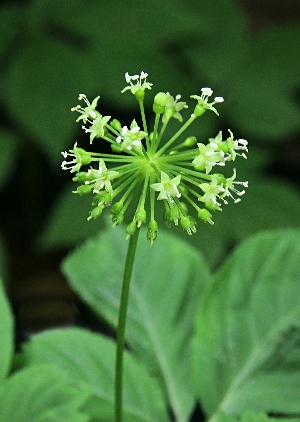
61,71,248,421
62,72,248,244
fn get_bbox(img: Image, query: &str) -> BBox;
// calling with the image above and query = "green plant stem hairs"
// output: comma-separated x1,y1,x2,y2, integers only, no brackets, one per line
61,71,249,421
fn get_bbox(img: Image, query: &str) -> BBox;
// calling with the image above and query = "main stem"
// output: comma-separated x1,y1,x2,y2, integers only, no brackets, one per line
115,228,140,422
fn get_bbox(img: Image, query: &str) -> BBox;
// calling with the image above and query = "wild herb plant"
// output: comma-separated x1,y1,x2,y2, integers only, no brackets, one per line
61,71,248,421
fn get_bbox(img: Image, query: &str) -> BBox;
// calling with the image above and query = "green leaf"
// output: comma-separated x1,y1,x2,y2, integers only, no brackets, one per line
227,24,300,140
0,279,13,382
193,230,300,418
0,127,20,191
62,226,212,421
184,0,248,84
36,183,106,250
0,364,89,422
22,328,168,422
6,36,96,167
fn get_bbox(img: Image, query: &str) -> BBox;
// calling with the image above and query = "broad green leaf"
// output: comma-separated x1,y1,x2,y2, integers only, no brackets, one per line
193,230,300,418
52,0,197,110
0,364,89,422
44,0,203,47
5,36,96,166
227,24,300,140
0,279,13,381
36,183,106,250
22,328,168,422
62,226,211,421
184,0,248,84
0,127,20,190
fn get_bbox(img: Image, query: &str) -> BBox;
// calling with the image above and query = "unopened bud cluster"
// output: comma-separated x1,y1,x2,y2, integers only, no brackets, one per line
61,72,248,243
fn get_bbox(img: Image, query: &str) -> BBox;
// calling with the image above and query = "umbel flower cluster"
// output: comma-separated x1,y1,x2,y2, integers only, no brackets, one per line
61,71,248,243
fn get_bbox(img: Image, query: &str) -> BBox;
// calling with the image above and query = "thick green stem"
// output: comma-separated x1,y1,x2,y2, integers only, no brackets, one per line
115,228,140,422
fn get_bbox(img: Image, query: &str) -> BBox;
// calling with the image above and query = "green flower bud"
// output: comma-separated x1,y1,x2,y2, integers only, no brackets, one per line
198,208,214,224
73,184,93,195
77,148,92,165
153,103,165,114
110,119,122,131
135,208,146,227
88,206,103,220
153,92,168,114
180,215,197,235
126,220,137,236
205,201,222,212
147,219,158,244
111,211,124,225
111,144,122,153
213,173,226,185
73,172,94,183
154,92,168,107
134,89,145,101
170,205,180,224
110,201,123,215
193,104,206,117
91,206,103,218
178,201,188,214
164,106,175,120
183,136,197,147
93,191,112,206
217,141,230,153
168,150,178,155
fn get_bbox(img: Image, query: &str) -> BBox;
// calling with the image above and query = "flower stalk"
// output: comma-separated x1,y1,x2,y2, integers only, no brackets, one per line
115,227,140,422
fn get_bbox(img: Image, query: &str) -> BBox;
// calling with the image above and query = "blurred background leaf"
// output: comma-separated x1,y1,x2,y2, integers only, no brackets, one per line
62,226,212,421
0,364,89,422
193,230,300,418
21,328,169,422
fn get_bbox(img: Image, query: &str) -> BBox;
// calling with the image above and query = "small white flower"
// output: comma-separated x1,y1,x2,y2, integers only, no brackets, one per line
150,171,181,201
191,87,224,116
71,94,100,124
222,169,248,203
85,160,119,194
192,143,225,174
116,120,147,151
162,93,188,122
199,176,227,209
61,143,91,173
225,130,248,161
121,71,153,95
82,115,111,144
208,130,248,161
